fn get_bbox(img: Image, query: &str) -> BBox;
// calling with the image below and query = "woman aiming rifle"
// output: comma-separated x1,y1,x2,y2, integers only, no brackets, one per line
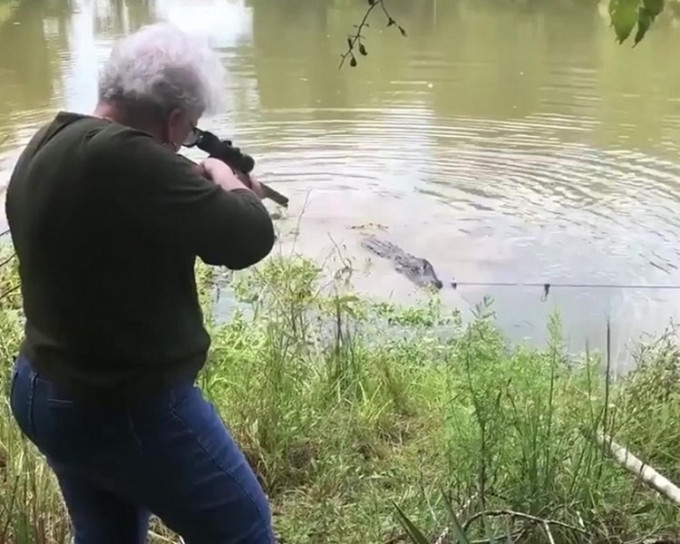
5,22,277,544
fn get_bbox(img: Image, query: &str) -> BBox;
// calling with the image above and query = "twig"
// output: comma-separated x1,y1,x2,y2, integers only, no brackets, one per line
339,0,406,69
542,521,556,544
433,528,526,544
594,431,680,506
385,529,525,544
0,252,15,269
470,531,525,544
338,0,379,69
0,284,19,302
433,527,449,544
463,509,590,536
148,530,183,543
378,0,393,21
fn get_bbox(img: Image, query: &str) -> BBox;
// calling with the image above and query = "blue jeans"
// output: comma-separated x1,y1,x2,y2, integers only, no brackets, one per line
9,354,275,544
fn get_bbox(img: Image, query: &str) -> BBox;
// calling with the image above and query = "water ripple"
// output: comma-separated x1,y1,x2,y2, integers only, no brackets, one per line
194,108,680,297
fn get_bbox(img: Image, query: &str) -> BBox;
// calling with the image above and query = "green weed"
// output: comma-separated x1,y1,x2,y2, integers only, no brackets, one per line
1,245,679,543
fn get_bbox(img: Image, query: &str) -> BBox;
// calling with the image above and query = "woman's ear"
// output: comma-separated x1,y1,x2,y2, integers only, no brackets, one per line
167,108,184,133
161,108,186,152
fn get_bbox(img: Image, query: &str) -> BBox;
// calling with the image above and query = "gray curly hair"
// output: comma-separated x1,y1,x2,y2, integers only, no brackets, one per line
97,22,224,118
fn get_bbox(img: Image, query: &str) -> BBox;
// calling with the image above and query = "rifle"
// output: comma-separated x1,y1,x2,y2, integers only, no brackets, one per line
184,128,289,208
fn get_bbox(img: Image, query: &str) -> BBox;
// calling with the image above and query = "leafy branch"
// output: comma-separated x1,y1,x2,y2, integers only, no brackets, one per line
342,0,667,65
339,0,406,69
608,0,665,46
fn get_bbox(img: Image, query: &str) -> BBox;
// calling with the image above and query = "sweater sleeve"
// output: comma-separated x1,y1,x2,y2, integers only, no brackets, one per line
88,125,275,269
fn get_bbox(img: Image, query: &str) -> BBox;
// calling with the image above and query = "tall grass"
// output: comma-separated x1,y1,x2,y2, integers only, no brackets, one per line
1,241,680,543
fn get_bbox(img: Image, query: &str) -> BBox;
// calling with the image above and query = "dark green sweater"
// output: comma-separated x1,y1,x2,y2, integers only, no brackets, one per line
5,111,275,404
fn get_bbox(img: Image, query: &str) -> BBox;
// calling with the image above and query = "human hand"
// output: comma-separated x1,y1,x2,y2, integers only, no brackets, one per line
201,157,234,180
242,173,267,200
200,158,248,192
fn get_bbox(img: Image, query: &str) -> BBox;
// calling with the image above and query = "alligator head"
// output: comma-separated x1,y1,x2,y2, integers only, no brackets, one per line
394,255,444,290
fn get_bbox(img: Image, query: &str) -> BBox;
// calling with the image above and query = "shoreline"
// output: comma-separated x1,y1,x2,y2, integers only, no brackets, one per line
2,249,680,542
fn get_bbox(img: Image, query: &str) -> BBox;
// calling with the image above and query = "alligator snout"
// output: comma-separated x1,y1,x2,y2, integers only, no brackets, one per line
406,258,443,290
422,267,444,290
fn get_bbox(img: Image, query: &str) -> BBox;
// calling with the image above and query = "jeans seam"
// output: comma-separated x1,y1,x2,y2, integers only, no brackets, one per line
28,372,38,438
168,403,268,520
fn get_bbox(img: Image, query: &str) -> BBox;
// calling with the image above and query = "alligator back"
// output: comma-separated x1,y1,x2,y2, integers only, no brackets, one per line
360,235,403,259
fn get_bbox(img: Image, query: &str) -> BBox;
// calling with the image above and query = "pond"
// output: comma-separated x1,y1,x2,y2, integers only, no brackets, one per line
2,0,680,371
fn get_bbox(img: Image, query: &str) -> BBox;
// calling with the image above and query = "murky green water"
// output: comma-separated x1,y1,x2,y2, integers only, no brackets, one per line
2,0,680,369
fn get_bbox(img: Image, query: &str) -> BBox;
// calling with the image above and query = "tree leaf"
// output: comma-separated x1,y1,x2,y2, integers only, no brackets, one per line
634,6,652,45
643,0,664,18
608,0,618,21
610,0,641,43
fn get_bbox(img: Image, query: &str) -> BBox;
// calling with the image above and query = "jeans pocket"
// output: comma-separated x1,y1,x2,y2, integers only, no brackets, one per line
46,398,77,408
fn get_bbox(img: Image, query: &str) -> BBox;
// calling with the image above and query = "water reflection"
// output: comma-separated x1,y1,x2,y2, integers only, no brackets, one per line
248,0,344,111
0,0,65,125
156,0,251,47
1,0,680,369
93,0,156,35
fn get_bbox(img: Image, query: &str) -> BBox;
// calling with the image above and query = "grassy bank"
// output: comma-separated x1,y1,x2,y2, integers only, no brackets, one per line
2,241,680,543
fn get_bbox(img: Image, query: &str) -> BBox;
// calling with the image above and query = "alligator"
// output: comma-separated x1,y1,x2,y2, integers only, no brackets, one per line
360,234,443,290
